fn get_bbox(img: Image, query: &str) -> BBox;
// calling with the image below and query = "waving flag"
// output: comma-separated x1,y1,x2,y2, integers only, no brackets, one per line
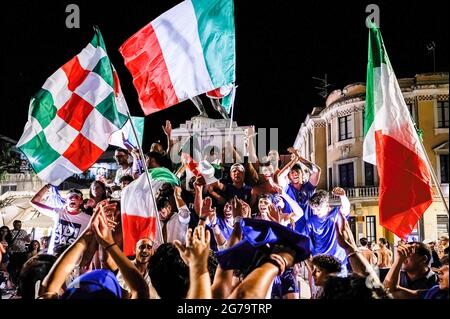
109,116,145,150
119,0,235,115
363,22,433,239
17,28,128,186
121,168,180,256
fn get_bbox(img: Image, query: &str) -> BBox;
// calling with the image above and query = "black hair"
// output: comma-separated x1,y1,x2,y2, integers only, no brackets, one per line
18,254,57,299
360,238,368,246
146,151,165,166
312,254,342,274
115,148,130,155
148,243,189,299
409,241,432,264
0,226,12,244
290,163,302,172
13,220,22,225
156,197,171,211
27,240,41,253
321,273,391,299
119,175,134,184
379,238,387,245
89,180,107,200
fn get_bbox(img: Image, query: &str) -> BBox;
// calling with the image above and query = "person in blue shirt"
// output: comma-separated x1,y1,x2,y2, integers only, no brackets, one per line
384,244,448,299
298,187,351,274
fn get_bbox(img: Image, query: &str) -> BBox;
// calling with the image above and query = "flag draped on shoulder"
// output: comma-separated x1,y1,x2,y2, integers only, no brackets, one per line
121,167,180,256
17,27,128,186
363,22,433,239
119,0,236,115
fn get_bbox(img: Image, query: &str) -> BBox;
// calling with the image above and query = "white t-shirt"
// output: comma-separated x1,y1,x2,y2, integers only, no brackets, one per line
47,208,91,255
114,166,133,185
162,205,191,244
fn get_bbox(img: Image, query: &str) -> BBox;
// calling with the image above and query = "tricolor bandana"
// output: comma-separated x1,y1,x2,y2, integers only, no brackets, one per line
17,27,128,186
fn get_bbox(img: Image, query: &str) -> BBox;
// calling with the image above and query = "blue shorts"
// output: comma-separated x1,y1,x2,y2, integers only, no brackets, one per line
271,268,299,299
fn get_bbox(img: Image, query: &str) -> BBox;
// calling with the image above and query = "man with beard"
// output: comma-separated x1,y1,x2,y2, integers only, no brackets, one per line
31,186,91,255
116,238,159,299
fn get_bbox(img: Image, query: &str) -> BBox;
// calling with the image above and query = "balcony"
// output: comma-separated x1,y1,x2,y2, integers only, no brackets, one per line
330,186,379,202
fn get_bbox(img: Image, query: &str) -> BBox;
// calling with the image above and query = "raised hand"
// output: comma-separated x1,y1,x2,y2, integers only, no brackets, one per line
91,207,115,247
174,225,211,267
267,204,283,223
162,120,172,136
335,211,357,251
332,187,346,197
238,199,251,218
396,243,415,261
201,197,215,220
174,185,183,198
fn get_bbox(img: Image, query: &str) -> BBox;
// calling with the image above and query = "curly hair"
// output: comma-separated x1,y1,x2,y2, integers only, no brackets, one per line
312,254,342,274
308,190,329,208
321,273,392,299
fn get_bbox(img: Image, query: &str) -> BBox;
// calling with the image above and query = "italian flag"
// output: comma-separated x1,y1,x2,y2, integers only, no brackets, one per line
119,0,235,115
121,168,180,256
363,23,433,239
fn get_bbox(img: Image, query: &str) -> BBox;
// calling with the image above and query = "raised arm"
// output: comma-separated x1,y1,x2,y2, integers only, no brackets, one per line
174,225,212,299
92,207,149,299
30,184,57,217
279,192,304,223
162,120,174,155
206,181,226,206
174,186,190,223
39,227,93,298
228,246,295,299
335,211,385,295
275,152,299,187
290,148,321,187
383,244,420,299
332,187,350,217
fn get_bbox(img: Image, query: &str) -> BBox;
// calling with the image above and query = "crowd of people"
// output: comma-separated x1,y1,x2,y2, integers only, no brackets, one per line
0,120,448,300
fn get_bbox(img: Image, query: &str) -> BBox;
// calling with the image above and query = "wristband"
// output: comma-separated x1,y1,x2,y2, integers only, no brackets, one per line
104,243,117,251
199,216,207,221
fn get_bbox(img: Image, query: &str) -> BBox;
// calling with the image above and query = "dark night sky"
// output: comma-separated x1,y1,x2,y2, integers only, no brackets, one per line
1,0,448,153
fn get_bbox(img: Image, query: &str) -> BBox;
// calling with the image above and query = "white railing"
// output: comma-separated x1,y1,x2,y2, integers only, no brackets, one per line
331,187,379,199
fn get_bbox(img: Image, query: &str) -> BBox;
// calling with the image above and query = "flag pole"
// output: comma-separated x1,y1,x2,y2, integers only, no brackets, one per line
415,130,449,215
125,111,164,243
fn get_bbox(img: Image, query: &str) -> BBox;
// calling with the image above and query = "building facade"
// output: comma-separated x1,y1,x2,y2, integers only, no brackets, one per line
294,72,449,245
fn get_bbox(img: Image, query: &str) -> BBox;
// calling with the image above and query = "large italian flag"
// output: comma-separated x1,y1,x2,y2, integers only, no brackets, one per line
363,23,433,239
121,168,180,256
119,0,235,115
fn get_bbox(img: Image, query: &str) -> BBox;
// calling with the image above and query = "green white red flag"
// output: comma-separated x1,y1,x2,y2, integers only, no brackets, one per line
119,0,236,115
363,22,433,239
121,168,180,256
17,28,128,186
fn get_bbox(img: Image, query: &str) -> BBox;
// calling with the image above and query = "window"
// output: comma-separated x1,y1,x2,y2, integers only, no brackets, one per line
364,162,375,186
338,115,352,141
437,101,449,128
366,216,376,243
328,167,333,190
440,154,449,183
407,102,418,124
1,185,17,195
308,132,313,158
339,162,354,187
327,123,332,146
348,217,357,242
437,215,449,236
